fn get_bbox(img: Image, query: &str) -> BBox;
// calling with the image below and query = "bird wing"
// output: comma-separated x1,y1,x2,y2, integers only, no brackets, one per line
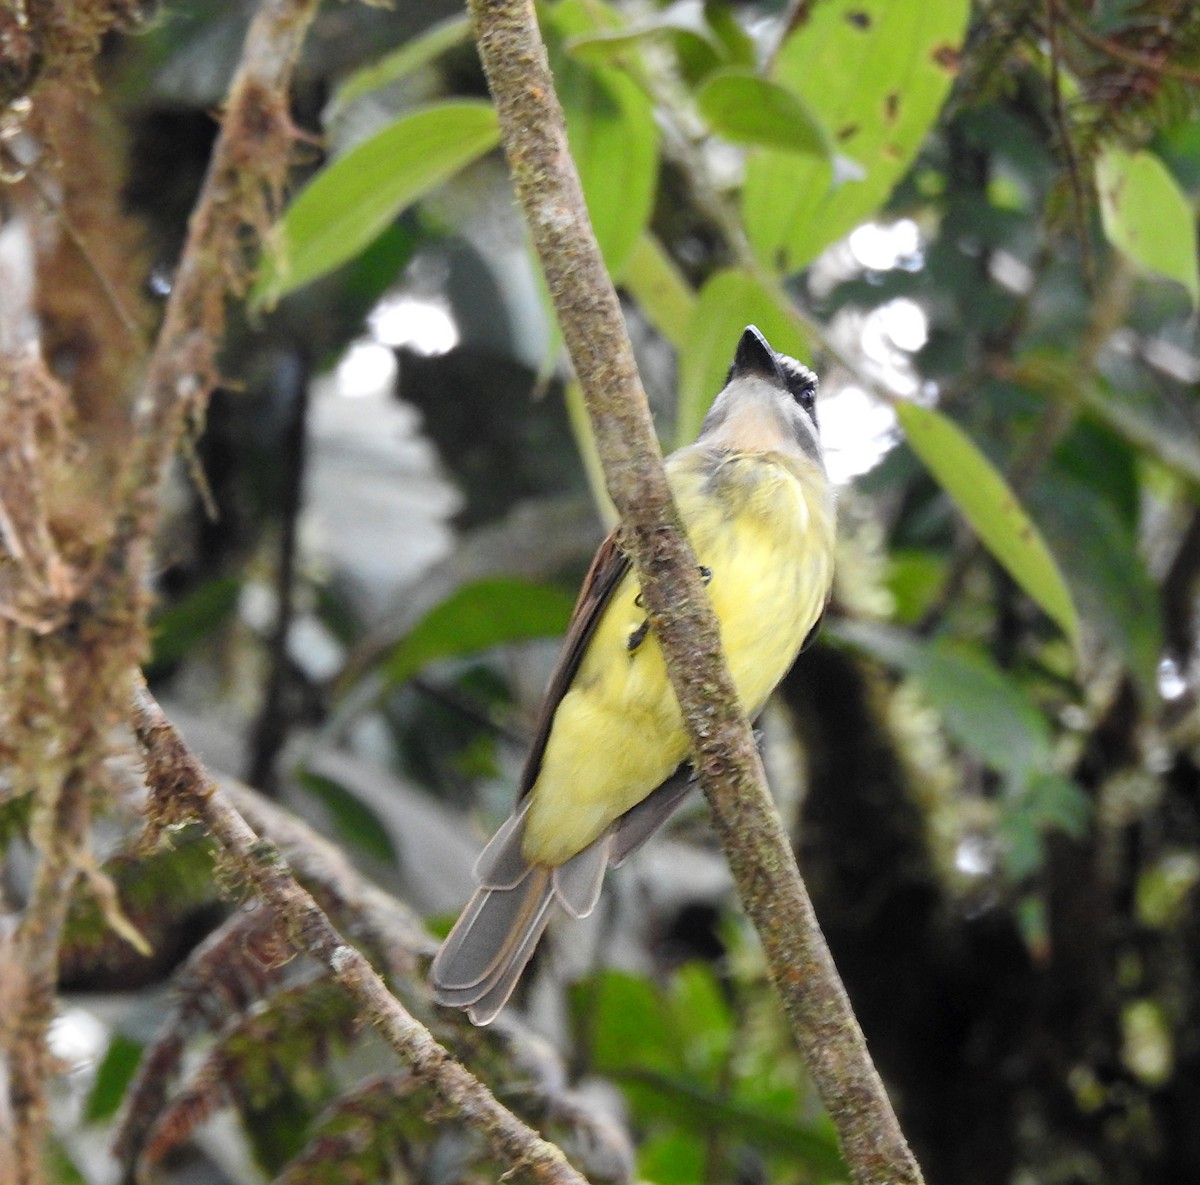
516,529,632,798
431,532,690,1022
517,528,698,868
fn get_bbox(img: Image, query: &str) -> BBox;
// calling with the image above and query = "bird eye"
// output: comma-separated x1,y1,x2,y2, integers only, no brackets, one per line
778,359,818,420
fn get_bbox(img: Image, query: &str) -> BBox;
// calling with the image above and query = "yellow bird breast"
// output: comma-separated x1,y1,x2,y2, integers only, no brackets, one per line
522,448,834,867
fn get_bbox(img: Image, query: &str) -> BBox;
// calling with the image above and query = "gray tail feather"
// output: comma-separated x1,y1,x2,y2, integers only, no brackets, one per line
430,876,555,1024
430,807,612,1024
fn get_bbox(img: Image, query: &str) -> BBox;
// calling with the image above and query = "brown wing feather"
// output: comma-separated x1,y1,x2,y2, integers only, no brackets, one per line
431,533,695,1024
517,531,631,797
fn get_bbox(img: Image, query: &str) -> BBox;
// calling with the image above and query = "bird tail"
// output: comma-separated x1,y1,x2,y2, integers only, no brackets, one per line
430,801,611,1025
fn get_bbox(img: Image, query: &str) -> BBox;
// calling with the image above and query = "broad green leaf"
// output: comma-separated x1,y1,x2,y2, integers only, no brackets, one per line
835,620,1051,786
550,0,659,278
676,269,810,446
297,771,398,865
623,233,697,349
384,577,575,687
670,964,733,1084
256,102,499,305
1051,413,1140,528
583,967,843,1176
325,15,472,119
1032,473,1162,700
896,400,1079,645
697,69,831,156
1096,147,1199,307
743,0,969,272
587,970,684,1078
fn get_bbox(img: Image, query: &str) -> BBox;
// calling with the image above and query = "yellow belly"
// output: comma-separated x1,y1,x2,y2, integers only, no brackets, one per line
522,448,834,866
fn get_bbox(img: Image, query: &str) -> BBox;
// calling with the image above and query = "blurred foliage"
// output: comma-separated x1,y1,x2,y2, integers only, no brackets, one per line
8,0,1200,1183
578,961,845,1181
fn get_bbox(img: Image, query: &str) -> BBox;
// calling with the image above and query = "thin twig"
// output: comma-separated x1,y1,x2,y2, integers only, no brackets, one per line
1050,0,1200,85
8,767,92,1180
25,166,145,344
247,348,312,792
130,681,590,1185
466,1,924,1182
1046,0,1095,293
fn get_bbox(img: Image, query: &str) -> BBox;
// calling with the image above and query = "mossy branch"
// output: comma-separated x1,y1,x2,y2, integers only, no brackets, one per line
107,0,322,589
465,1,924,1181
130,682,590,1185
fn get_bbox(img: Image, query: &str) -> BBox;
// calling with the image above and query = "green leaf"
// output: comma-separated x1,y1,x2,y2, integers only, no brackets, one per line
670,964,733,1083
999,772,1092,879
743,0,969,272
1022,771,1091,839
835,620,1052,786
895,401,1079,645
998,806,1044,880
296,771,398,866
1096,147,1200,307
886,548,946,625
383,578,576,688
85,1035,143,1123
150,575,240,667
566,11,720,74
325,15,473,119
565,378,619,528
639,1132,707,1185
1032,473,1162,701
703,1,757,69
550,0,660,278
616,1069,845,1174
585,967,844,1177
623,233,696,349
588,970,684,1078
697,70,831,156
1081,373,1200,486
676,269,810,446
256,102,499,305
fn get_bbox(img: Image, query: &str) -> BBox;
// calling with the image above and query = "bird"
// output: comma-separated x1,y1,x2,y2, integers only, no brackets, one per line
431,325,836,1024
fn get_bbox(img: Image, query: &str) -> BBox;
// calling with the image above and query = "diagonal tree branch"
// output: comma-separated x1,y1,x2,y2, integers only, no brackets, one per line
465,1,924,1181
131,682,590,1185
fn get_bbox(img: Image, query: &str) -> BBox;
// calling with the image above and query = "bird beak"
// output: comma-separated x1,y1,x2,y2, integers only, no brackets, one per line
728,325,788,388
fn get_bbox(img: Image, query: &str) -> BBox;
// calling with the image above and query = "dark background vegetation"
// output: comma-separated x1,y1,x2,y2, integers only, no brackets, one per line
4,1,1200,1183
